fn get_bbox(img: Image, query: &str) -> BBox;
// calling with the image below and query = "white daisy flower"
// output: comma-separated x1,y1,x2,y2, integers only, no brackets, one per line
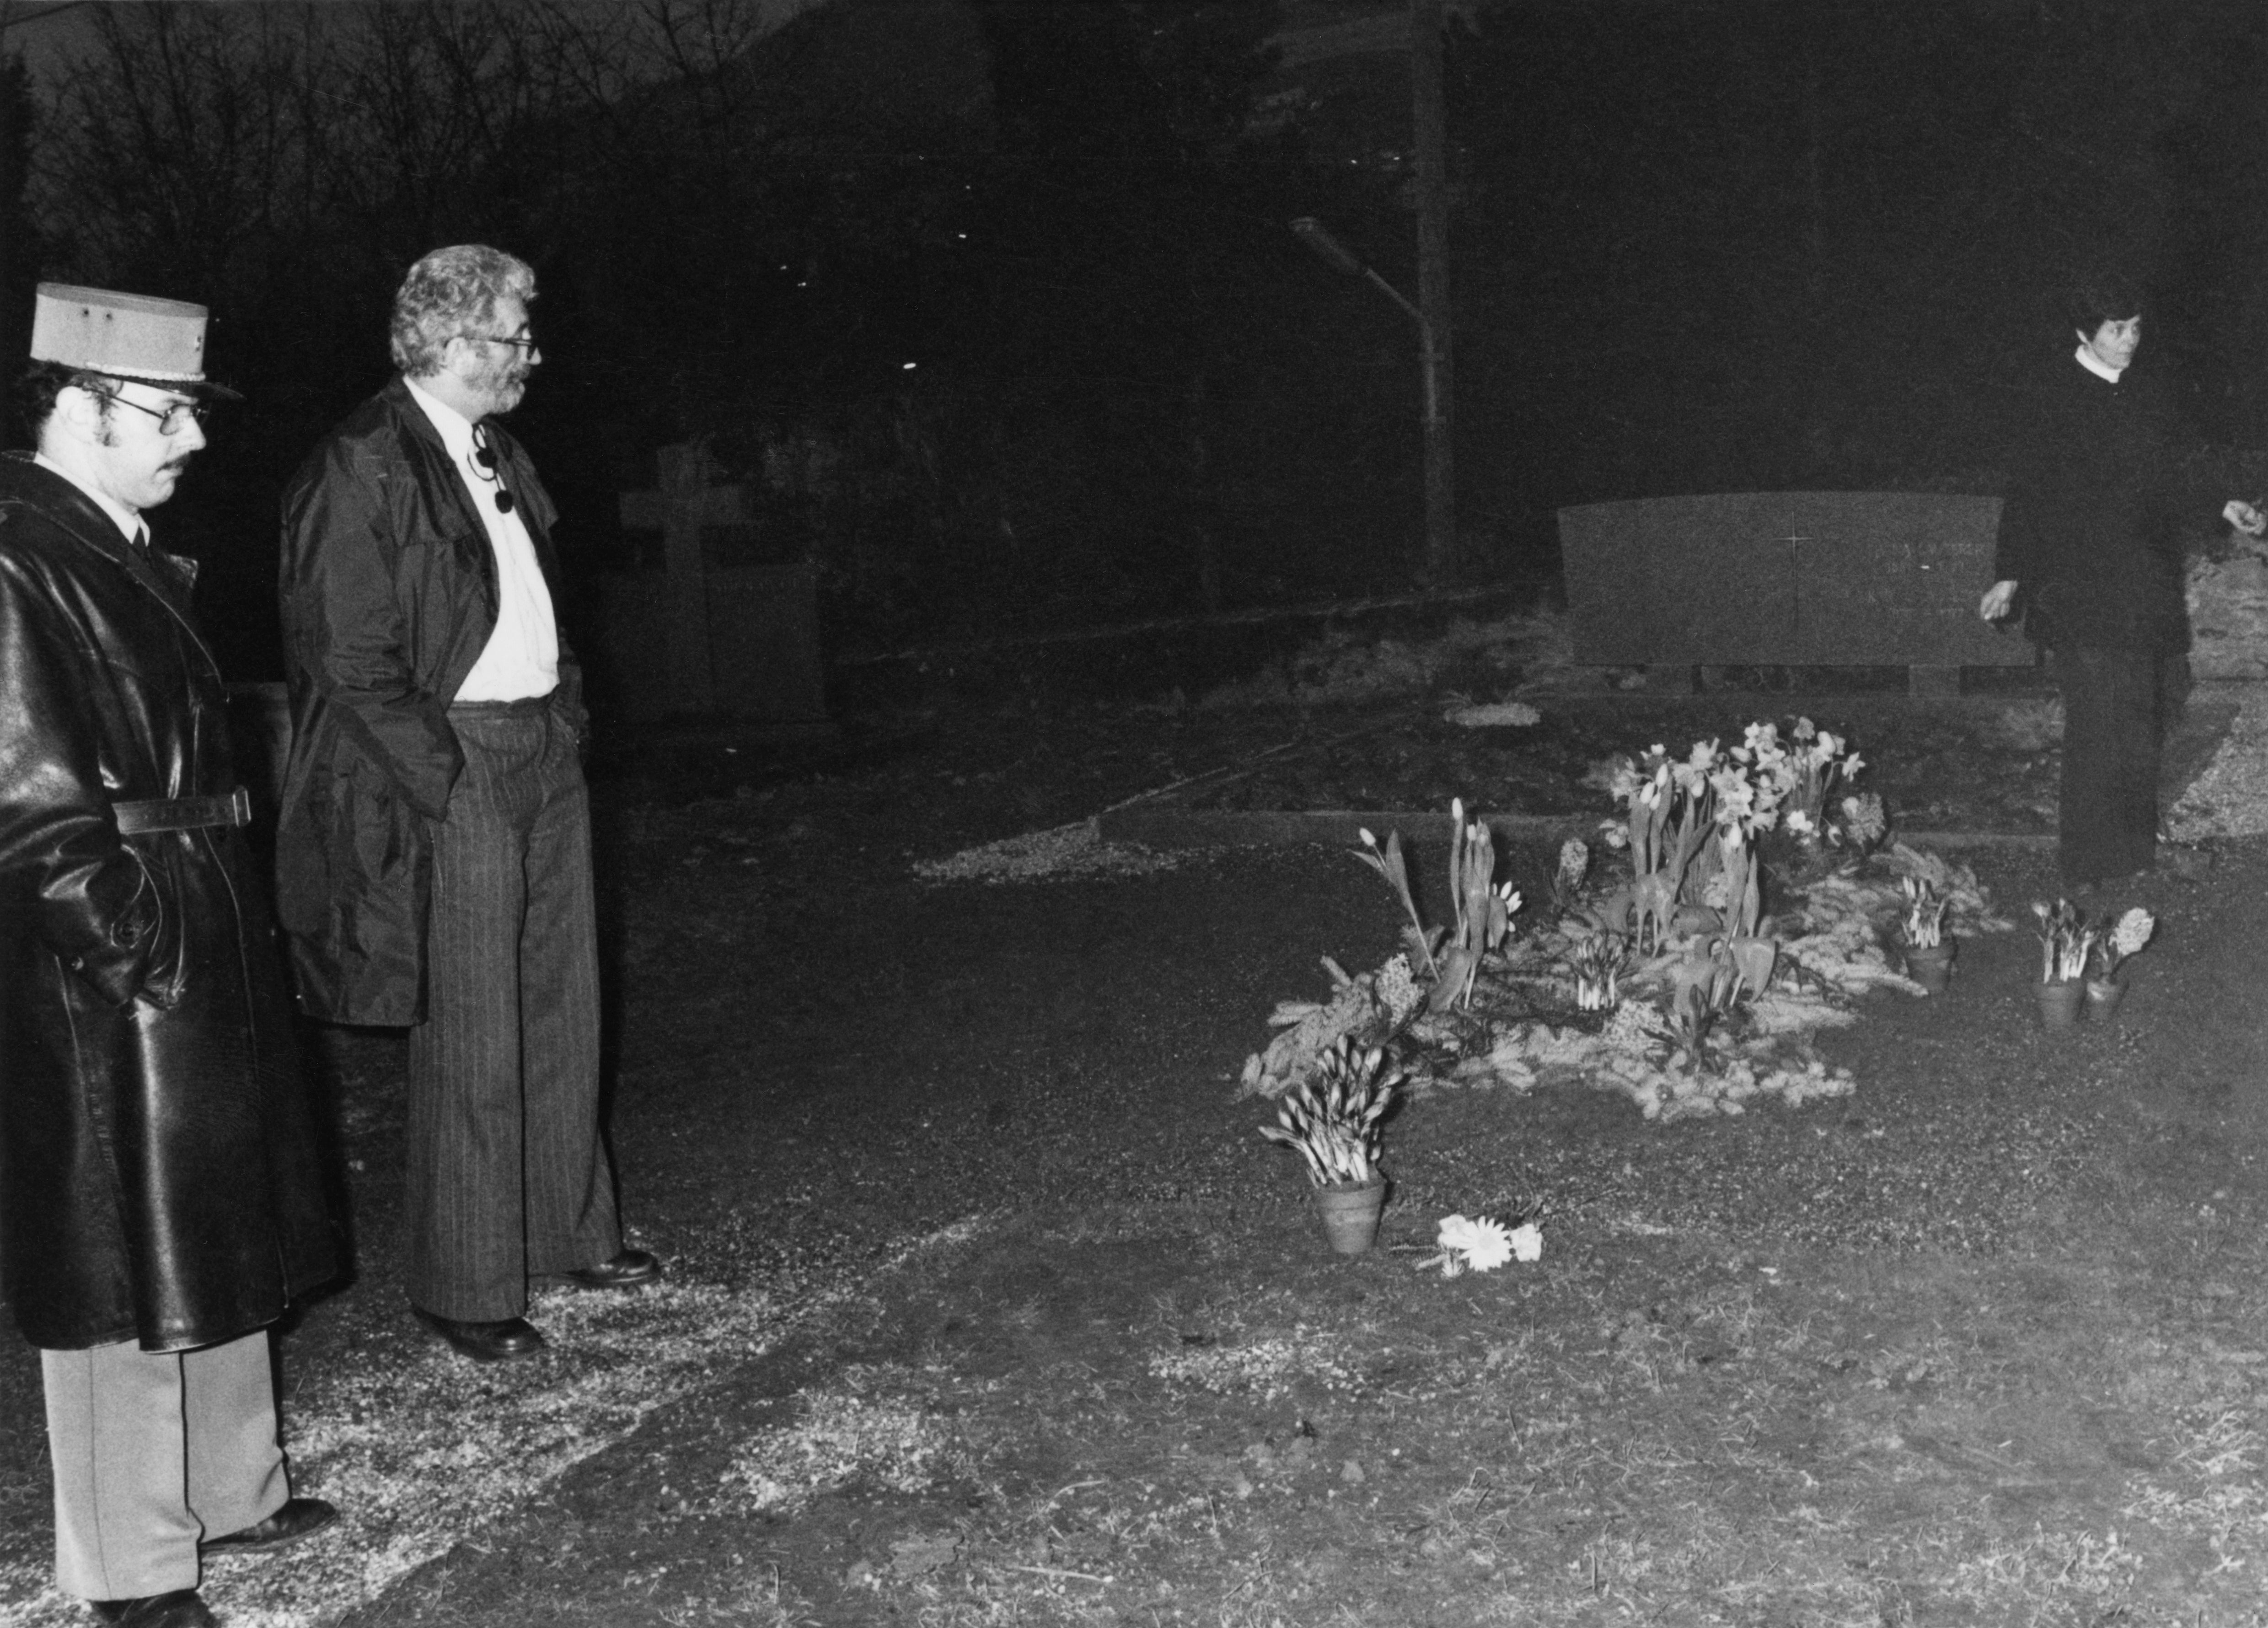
1436,1213,1515,1274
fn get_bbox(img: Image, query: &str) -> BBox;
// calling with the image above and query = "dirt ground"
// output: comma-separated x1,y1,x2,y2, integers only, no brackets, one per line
6,680,2268,1627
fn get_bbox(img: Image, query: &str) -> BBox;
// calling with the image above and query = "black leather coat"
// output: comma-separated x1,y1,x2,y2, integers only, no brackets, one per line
0,454,336,1351
274,378,580,1025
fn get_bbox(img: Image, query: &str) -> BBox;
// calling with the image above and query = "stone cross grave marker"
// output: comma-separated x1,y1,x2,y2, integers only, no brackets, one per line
617,441,753,713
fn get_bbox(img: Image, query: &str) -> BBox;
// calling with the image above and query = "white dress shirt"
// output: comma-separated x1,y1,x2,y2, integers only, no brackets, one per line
405,378,558,703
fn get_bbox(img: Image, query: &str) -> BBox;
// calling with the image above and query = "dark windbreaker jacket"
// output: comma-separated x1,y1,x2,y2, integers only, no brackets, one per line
273,377,580,1026
0,453,336,1350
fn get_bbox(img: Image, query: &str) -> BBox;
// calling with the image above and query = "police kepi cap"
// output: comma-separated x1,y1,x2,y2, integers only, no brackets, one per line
29,282,241,399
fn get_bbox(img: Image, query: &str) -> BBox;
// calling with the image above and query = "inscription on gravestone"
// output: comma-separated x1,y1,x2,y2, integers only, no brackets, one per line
1558,491,2025,693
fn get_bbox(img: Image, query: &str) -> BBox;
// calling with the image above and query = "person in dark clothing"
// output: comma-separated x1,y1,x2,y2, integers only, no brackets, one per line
274,245,658,1366
0,285,338,1628
1980,273,2193,891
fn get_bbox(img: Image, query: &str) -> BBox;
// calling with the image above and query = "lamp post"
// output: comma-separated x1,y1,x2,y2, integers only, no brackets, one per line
1291,215,1455,580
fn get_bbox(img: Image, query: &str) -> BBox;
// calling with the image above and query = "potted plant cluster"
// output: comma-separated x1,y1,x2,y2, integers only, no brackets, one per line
2032,900,2160,1027
1258,1036,1403,1254
1898,875,1954,994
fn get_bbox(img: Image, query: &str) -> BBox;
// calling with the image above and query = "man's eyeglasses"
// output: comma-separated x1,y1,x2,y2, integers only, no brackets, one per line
106,395,208,435
471,332,539,353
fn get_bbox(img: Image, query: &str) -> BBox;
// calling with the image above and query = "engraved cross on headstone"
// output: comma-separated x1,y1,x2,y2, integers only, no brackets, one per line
618,441,755,713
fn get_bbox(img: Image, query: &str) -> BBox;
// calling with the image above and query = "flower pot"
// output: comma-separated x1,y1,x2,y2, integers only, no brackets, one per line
1313,1177,1387,1256
2036,979,2085,1031
2085,976,2126,1023
1903,939,1956,994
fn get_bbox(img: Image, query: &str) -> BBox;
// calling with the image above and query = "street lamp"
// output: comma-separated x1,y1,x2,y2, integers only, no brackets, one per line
1290,216,1452,578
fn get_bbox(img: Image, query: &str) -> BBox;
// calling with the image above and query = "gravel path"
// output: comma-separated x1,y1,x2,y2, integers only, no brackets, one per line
2168,680,2268,837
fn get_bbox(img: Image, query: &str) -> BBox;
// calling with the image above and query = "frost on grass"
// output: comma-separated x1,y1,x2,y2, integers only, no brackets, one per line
199,1282,790,1628
0,1283,796,1628
2120,1407,2268,1580
0,1224,994,1628
1442,699,1541,728
1147,1330,1362,1401
914,820,1186,885
718,1389,958,1513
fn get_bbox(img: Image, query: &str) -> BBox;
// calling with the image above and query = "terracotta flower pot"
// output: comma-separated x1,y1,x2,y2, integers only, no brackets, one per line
2036,979,2084,1031
1903,939,1956,995
2085,976,2126,1023
1313,1177,1387,1256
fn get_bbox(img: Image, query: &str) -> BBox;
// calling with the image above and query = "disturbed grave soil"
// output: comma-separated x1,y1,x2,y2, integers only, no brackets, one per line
3,686,2267,1625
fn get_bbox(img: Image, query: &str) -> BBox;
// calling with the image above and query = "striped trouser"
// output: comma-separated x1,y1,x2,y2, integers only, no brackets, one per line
405,696,622,1320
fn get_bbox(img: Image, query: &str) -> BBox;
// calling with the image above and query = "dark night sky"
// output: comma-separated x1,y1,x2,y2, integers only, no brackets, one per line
9,0,2267,680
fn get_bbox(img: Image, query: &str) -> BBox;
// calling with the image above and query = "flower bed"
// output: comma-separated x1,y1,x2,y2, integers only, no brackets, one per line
1242,718,2016,1121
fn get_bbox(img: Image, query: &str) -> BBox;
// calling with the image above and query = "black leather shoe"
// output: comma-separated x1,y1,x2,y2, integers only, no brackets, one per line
414,1308,547,1361
201,1495,338,1554
89,1591,217,1628
563,1248,663,1290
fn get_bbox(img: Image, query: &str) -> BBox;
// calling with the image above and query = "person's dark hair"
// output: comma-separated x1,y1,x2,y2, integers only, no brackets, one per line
12,360,116,443
2067,270,2145,336
389,244,536,376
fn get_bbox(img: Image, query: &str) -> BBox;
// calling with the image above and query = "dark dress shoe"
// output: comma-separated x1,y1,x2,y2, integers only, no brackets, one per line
201,1495,338,1554
414,1308,547,1361
89,1591,217,1628
563,1248,663,1290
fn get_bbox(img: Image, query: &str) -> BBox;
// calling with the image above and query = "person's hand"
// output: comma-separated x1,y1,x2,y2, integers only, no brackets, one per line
1979,579,2019,623
2224,499,2266,537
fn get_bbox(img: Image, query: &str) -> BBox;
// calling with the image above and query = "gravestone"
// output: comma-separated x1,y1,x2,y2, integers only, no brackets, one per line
596,441,830,726
1558,491,2027,693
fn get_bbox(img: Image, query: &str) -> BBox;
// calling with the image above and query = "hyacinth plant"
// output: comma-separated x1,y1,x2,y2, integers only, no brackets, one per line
1839,791,1889,852
1899,876,1948,951
1550,837,1590,912
2091,907,2156,985
1257,1036,1402,1187
2033,898,2095,985
1566,928,1629,1011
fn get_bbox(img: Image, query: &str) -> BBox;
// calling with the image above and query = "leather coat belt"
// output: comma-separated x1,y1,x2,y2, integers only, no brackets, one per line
113,785,253,835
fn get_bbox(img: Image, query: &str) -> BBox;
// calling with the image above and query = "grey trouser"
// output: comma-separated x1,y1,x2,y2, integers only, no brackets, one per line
406,697,621,1320
42,1331,284,1600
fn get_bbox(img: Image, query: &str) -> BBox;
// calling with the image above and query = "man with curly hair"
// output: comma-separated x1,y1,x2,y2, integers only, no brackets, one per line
275,245,658,1364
